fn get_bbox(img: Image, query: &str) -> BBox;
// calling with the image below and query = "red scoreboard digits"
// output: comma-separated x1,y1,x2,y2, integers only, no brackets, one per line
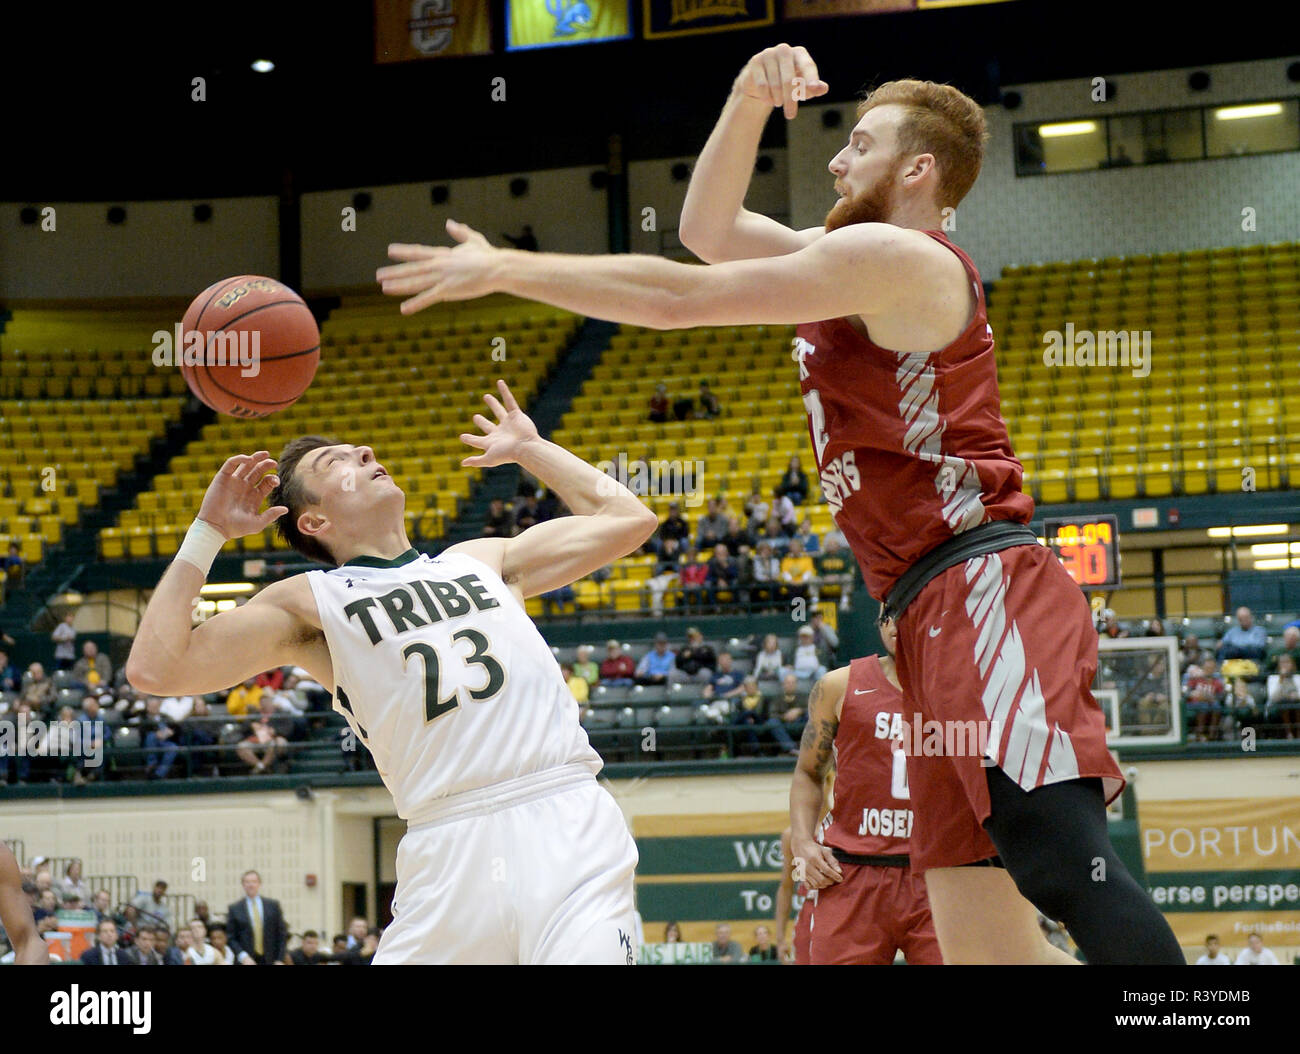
1042,515,1121,589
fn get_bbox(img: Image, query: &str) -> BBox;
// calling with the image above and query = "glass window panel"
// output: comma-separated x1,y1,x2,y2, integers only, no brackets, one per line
1206,99,1300,157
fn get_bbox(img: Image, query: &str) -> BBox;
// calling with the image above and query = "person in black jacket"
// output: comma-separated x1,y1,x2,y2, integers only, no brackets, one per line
226,871,288,965
775,456,809,506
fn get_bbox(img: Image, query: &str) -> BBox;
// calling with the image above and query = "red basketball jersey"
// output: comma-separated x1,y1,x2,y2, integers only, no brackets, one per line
818,655,913,856
794,230,1034,600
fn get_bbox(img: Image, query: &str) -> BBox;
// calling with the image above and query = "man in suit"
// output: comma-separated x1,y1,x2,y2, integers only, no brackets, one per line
226,870,287,965
80,919,130,965
131,926,163,965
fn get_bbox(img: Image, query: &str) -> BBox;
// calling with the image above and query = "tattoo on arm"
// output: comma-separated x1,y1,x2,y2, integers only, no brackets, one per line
800,678,837,778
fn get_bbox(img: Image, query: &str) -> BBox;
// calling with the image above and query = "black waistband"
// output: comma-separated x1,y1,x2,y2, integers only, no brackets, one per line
880,520,1040,624
831,848,910,867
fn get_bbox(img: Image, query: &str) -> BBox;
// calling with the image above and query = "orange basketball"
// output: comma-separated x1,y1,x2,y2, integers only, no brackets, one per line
179,275,320,418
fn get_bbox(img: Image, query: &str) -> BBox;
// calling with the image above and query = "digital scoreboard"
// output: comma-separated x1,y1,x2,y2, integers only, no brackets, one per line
1042,514,1121,589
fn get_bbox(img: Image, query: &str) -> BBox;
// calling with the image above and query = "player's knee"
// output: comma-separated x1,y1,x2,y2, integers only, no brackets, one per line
1002,856,1070,920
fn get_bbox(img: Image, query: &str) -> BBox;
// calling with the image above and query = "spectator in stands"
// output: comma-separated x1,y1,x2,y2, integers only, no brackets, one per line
1195,935,1232,965
1217,607,1268,664
180,698,219,778
158,925,185,966
719,515,753,556
695,381,721,420
702,652,746,711
0,650,19,693
706,543,740,608
695,499,729,551
776,456,809,506
749,541,782,610
1227,677,1265,740
1184,656,1226,742
258,693,305,744
712,923,743,963
757,516,790,555
132,926,163,965
185,919,217,964
21,663,56,714
768,673,805,754
663,921,682,943
635,633,677,687
676,545,711,610
750,925,779,962
1236,932,1279,965
1099,609,1128,639
339,927,382,965
572,645,599,687
482,499,514,538
237,711,288,775
646,536,681,616
290,930,331,965
541,583,578,617
743,483,769,532
794,517,820,555
672,389,695,421
32,889,59,927
657,502,691,553
772,489,798,536
331,933,350,957
1145,618,1166,637
753,634,785,682
114,902,140,945
158,691,195,723
1180,635,1211,673
208,922,235,965
225,678,263,719
1267,653,1300,740
345,916,370,950
92,890,112,924
52,612,77,672
1268,626,1300,673
513,492,541,532
80,919,125,965
822,524,847,551
0,702,31,784
648,382,669,423
807,611,839,662
790,626,828,683
562,663,589,707
673,627,717,685
535,487,563,523
3,542,23,586
139,696,180,780
56,861,89,905
255,667,285,694
600,640,635,687
131,880,172,931
71,640,113,691
781,538,817,606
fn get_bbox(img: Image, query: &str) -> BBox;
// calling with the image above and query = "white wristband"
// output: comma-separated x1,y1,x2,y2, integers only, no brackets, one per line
176,518,227,574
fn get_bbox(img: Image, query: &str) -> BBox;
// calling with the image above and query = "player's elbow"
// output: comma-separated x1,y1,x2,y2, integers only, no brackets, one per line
632,505,659,544
125,655,165,696
678,225,725,265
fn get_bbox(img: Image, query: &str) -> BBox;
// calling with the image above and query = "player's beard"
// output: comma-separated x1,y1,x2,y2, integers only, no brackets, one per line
824,171,897,232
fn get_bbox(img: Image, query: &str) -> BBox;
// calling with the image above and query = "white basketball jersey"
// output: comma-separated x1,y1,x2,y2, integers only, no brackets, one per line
306,548,601,821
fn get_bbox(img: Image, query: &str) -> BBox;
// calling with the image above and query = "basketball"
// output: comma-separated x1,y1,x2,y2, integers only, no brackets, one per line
178,275,320,418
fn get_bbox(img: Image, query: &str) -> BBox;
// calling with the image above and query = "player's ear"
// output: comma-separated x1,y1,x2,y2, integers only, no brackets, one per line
297,510,330,542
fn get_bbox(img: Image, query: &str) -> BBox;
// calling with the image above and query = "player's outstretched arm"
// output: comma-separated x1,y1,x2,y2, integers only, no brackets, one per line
447,382,658,598
379,220,932,329
680,43,828,264
126,453,320,697
0,843,47,964
789,665,850,889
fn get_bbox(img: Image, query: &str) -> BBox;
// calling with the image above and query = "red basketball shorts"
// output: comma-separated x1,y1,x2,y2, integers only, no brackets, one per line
893,542,1124,872
808,861,942,965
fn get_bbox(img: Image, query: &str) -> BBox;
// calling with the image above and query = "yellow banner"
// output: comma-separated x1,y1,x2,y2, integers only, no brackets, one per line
375,0,493,62
1139,797,1300,954
508,0,631,49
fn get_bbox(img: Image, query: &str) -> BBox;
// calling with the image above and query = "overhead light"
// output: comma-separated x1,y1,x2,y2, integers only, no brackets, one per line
1248,543,1290,557
1207,524,1288,537
1215,103,1283,121
1038,121,1098,138
251,59,275,73
1253,558,1294,570
199,582,256,595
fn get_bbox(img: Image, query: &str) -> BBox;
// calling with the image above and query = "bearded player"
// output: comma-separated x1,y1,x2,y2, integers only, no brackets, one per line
127,381,656,964
376,45,1182,965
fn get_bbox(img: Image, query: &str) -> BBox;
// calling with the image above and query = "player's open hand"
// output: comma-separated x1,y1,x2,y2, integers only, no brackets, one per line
196,451,288,540
733,43,828,120
378,220,499,314
790,833,844,890
459,380,539,469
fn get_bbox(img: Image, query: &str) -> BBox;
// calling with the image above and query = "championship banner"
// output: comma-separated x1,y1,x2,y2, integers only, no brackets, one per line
783,0,914,19
374,0,493,62
643,0,775,39
1139,797,1300,954
507,0,632,50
